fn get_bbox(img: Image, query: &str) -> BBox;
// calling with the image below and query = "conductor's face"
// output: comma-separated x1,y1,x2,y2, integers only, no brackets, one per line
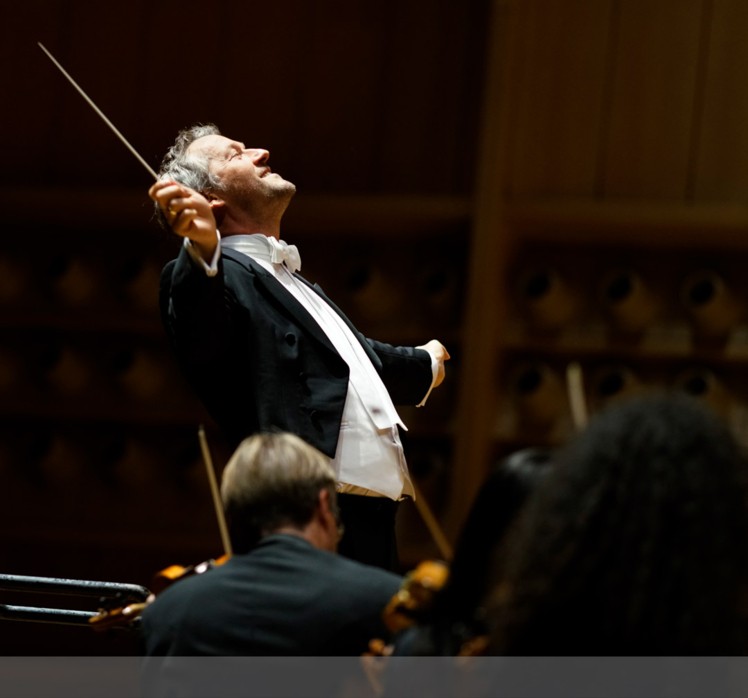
187,134,296,204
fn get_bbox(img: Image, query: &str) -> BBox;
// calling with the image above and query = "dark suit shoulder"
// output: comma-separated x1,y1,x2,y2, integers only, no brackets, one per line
251,534,402,591
141,535,402,656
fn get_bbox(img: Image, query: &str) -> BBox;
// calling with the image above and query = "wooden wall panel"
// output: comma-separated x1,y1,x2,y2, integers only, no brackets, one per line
290,1,391,192
379,1,488,195
444,0,519,537
505,0,614,198
692,0,748,201
47,3,155,185
377,1,447,193
449,0,748,541
602,0,705,198
136,0,229,154
7,1,488,194
6,1,69,187
197,3,315,182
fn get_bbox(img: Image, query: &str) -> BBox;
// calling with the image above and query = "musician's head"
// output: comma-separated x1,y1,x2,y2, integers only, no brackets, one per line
489,391,748,654
156,123,295,230
221,432,341,554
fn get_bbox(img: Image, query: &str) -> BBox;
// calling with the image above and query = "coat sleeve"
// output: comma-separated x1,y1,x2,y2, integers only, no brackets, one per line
304,277,435,407
160,247,244,371
366,338,433,406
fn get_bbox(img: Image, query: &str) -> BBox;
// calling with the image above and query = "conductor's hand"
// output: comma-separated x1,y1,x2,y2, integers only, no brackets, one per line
417,339,450,388
149,180,218,261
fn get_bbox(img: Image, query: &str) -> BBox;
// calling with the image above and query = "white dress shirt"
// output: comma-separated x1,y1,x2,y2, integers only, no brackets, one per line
184,233,437,500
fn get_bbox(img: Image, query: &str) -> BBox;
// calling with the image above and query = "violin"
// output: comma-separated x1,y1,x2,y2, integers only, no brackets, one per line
382,559,449,634
88,554,230,631
369,559,490,656
363,559,450,659
148,553,231,595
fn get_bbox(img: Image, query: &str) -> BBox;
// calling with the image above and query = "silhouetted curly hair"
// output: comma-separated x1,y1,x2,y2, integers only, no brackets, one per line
489,391,748,655
392,448,552,656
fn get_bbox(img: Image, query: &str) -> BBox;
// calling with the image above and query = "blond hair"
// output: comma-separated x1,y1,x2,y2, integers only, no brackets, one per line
221,432,338,553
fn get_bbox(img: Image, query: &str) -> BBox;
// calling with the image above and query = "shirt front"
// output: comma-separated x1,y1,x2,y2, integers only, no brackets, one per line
186,233,424,499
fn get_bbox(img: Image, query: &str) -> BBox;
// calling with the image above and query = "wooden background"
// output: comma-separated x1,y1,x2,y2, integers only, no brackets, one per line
4,0,748,654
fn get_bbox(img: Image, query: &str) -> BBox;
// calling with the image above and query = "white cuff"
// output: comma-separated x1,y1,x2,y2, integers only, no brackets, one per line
416,349,439,408
183,229,222,277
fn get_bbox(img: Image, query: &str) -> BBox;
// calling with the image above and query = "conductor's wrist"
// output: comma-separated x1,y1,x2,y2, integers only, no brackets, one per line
183,229,222,276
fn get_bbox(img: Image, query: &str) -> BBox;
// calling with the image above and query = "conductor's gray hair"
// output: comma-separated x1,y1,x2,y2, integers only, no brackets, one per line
153,123,224,228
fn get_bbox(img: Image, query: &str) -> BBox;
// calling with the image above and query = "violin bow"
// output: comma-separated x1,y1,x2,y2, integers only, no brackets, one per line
38,42,158,180
411,483,453,562
198,426,233,557
39,42,231,553
565,361,588,430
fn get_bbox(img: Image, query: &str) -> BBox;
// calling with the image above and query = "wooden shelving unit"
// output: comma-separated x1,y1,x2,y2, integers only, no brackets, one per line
445,0,748,539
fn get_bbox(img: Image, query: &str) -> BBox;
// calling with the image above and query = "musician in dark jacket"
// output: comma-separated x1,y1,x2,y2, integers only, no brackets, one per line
140,432,402,656
149,123,450,570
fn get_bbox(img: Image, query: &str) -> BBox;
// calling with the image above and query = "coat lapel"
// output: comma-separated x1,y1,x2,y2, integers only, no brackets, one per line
221,248,339,355
295,274,382,370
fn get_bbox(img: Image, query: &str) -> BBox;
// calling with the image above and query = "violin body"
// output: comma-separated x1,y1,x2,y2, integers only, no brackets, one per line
89,554,229,631
369,559,490,656
149,554,230,595
382,559,449,633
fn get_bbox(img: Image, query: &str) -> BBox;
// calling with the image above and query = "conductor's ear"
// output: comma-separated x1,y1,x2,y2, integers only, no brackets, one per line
207,196,226,225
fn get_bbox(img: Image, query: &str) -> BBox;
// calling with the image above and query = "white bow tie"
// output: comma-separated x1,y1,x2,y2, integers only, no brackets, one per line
267,237,302,273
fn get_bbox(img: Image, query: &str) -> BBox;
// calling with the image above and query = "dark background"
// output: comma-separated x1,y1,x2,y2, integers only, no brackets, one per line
0,0,489,654
6,0,748,658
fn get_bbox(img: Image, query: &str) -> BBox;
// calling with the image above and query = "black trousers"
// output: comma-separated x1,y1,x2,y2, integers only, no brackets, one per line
336,494,400,572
